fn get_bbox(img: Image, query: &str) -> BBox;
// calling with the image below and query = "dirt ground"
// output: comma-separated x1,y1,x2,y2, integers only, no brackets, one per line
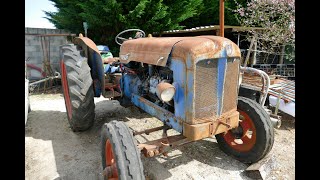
25,88,295,180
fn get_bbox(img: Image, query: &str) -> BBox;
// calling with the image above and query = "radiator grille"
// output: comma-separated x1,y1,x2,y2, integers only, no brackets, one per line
194,59,218,121
223,59,240,113
194,59,240,122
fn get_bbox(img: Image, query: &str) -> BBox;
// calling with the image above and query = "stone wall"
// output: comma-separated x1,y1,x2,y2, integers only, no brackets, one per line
25,27,73,80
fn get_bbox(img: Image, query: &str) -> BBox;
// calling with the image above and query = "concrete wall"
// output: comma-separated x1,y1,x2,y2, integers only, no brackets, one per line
25,27,73,79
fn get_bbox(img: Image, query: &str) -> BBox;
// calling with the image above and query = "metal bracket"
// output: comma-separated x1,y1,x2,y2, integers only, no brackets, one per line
132,125,169,136
137,135,190,158
217,118,231,128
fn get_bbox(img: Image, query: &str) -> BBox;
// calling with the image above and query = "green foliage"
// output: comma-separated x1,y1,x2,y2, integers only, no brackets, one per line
233,0,295,61
45,0,203,54
180,0,248,29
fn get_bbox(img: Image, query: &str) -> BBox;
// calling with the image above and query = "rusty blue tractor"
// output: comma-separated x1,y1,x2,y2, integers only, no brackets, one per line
60,29,274,180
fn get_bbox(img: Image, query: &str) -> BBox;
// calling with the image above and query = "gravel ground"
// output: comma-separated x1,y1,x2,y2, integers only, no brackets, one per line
25,91,295,180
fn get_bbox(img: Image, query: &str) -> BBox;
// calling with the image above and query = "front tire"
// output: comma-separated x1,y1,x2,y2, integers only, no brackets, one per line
216,96,274,163
101,121,145,180
60,44,95,131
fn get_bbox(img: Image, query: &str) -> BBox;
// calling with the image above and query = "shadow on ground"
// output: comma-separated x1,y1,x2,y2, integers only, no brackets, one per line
26,98,273,180
25,99,137,179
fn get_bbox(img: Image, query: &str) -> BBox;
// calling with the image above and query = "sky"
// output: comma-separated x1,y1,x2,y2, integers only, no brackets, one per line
25,0,57,29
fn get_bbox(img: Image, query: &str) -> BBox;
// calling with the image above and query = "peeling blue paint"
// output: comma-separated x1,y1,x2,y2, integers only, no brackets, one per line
170,60,186,121
131,94,183,133
217,50,228,116
122,74,141,98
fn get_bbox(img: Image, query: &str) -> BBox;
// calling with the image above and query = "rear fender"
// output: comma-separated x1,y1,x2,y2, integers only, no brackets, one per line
73,36,105,97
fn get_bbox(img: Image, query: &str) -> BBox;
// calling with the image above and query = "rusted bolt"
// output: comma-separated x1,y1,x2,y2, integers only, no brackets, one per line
219,121,231,128
147,150,154,157
154,149,159,155
162,152,168,156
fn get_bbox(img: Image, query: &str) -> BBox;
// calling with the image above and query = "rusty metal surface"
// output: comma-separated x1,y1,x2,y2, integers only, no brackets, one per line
183,110,239,141
104,81,121,98
194,59,218,122
211,110,239,135
138,135,188,157
193,58,240,124
222,59,240,113
168,36,240,125
241,73,267,90
74,36,101,55
119,36,241,67
73,36,105,97
171,36,241,62
119,37,187,66
133,126,166,136
183,122,212,141
197,36,241,58
242,74,295,102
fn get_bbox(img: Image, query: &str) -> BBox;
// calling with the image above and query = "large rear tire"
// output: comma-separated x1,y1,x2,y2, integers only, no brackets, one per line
101,121,145,180
216,96,274,163
60,44,95,131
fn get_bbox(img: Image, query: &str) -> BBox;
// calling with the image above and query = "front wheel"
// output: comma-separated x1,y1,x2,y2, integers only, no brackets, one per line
216,96,274,163
101,121,145,180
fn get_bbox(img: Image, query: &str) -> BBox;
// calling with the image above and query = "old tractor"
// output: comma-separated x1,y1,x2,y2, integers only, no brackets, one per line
60,29,274,179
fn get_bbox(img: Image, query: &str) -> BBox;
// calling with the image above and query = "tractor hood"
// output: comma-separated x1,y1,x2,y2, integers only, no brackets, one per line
119,36,241,67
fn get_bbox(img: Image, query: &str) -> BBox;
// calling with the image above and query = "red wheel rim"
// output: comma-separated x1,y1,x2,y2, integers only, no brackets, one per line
222,109,256,152
105,139,118,179
60,61,72,119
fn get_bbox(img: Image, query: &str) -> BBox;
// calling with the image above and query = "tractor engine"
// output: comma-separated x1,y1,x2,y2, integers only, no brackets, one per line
120,62,175,112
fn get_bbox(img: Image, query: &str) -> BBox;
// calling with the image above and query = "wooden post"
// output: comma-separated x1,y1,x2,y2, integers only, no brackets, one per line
243,36,255,67
279,45,285,64
252,36,257,65
219,0,224,37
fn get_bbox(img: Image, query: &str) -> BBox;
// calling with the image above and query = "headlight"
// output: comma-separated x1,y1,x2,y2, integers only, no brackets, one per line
156,82,175,102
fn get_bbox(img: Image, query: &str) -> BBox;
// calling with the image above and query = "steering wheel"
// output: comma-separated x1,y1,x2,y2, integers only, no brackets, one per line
115,29,145,45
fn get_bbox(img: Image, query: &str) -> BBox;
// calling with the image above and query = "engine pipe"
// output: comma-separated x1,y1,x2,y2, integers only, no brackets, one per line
148,64,154,77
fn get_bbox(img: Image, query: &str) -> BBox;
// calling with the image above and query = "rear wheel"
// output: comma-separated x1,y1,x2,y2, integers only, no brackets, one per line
216,96,274,163
60,44,95,131
101,121,145,180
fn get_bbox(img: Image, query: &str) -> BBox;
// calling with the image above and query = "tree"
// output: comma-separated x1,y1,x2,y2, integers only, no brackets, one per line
45,0,202,54
233,0,295,61
180,0,249,29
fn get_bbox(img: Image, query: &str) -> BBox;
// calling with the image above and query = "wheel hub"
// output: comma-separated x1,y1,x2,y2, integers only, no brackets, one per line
230,125,244,139
223,110,257,152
